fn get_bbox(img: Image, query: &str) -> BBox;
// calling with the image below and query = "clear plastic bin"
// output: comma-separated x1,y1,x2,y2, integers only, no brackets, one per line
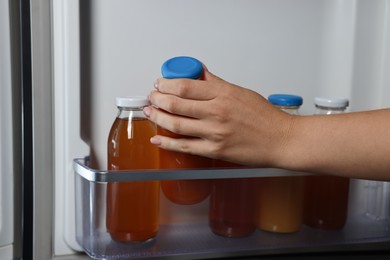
74,158,390,259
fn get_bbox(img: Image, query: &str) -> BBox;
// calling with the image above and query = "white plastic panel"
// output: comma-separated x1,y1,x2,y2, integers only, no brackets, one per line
379,1,390,108
350,0,390,111
0,0,14,257
53,0,88,254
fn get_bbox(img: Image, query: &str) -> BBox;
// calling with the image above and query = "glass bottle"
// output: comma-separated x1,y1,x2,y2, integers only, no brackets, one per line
106,96,160,243
158,56,212,205
364,181,390,222
256,94,304,233
303,97,350,229
209,160,256,237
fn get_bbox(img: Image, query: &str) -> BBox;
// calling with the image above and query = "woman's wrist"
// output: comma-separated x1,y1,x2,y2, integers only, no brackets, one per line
271,114,324,174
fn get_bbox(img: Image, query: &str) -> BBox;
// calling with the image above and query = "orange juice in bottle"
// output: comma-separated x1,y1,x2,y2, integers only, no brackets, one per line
257,176,304,233
256,94,304,233
159,56,212,205
107,96,160,243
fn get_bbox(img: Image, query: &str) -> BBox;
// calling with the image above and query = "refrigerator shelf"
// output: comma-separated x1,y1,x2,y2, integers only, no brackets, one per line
74,158,390,259
76,219,390,260
73,158,309,183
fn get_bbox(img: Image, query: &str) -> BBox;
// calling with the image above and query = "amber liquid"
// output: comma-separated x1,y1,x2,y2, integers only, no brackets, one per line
158,127,211,205
209,160,256,237
304,175,349,229
107,118,159,243
256,177,303,233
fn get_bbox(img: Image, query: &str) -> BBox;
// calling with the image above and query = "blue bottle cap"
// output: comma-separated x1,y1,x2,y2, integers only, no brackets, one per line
161,56,203,79
268,94,303,106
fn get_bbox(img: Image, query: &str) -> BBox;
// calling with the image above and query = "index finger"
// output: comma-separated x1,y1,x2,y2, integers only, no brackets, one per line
155,78,217,101
155,69,224,99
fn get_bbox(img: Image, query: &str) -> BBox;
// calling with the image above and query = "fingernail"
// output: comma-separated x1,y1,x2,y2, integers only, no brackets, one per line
154,79,159,90
150,136,161,145
143,106,151,117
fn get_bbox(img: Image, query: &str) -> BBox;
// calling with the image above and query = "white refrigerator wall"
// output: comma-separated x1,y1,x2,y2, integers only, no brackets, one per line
0,0,14,258
53,0,390,256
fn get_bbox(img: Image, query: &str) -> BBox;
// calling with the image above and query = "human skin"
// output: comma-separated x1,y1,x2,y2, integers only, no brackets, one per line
143,68,390,181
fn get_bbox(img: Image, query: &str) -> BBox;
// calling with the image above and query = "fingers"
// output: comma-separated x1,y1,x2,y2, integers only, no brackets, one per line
150,69,229,119
150,134,213,158
202,67,224,81
149,91,210,119
154,78,214,100
144,105,207,137
154,70,223,100
145,68,232,156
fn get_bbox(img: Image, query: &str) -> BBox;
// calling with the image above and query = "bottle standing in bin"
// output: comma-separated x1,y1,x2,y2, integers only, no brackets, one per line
107,96,160,243
303,97,350,229
256,94,304,233
209,160,256,237
158,56,212,205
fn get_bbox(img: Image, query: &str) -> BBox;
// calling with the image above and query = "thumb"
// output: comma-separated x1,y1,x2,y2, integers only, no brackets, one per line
202,65,223,81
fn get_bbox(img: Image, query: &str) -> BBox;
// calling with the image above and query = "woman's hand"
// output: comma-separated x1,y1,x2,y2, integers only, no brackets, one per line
143,66,390,180
143,68,294,167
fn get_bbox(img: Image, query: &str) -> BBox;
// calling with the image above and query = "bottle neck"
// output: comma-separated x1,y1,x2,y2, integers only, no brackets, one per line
276,105,301,115
315,105,347,115
117,106,146,119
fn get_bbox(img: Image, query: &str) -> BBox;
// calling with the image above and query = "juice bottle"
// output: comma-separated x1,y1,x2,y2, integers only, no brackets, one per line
209,160,256,237
158,56,212,205
107,96,160,243
256,94,304,233
303,97,350,229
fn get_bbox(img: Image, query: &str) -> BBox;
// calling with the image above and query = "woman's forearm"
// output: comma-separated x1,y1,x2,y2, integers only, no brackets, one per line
281,109,390,180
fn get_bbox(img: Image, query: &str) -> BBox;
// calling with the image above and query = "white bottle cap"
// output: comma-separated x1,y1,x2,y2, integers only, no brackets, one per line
314,97,349,108
115,96,150,108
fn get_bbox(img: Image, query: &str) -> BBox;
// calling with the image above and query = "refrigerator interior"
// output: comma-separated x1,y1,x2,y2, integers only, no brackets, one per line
50,0,390,258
